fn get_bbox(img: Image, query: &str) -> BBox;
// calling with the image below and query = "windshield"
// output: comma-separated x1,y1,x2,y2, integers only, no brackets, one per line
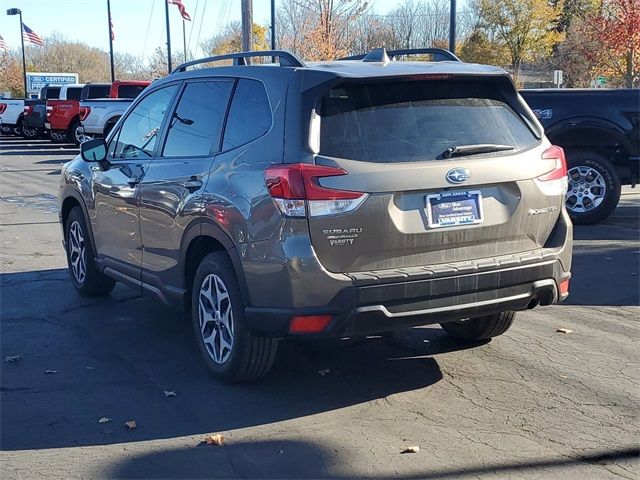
318,79,537,163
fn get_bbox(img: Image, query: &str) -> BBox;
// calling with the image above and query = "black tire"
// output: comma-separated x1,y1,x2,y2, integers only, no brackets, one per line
49,129,68,143
64,206,116,296
191,252,278,383
13,118,22,136
565,152,621,225
441,311,515,341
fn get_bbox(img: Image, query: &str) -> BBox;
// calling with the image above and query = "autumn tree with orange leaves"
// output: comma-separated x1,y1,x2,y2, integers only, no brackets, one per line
578,0,639,87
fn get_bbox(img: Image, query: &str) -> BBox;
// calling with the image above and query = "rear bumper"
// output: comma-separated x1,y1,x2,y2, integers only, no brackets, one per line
245,259,570,338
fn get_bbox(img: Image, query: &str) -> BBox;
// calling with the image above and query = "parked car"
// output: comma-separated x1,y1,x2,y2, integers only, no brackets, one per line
79,80,150,139
0,98,25,135
521,88,640,224
47,81,151,145
22,85,62,139
59,48,573,382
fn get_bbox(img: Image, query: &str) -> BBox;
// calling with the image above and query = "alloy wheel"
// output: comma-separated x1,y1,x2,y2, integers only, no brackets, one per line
566,166,607,213
68,220,86,284
75,126,93,144
198,273,234,364
23,127,38,138
50,130,67,142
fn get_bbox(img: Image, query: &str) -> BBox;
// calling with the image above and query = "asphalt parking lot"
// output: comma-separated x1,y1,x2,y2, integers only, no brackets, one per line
1,136,638,479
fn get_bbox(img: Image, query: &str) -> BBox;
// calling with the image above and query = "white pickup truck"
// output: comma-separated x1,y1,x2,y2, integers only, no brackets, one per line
79,98,134,139
0,99,25,135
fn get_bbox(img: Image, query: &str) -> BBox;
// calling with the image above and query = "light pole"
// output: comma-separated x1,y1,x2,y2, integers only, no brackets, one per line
6,8,27,97
449,0,456,54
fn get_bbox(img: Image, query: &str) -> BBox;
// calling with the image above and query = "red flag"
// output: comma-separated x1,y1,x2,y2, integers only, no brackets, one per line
168,0,191,21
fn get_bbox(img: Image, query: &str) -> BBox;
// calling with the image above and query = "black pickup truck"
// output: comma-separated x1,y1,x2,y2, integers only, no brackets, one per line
521,89,639,224
22,85,61,139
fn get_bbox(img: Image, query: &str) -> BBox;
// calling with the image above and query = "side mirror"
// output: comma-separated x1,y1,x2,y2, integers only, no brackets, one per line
80,138,107,162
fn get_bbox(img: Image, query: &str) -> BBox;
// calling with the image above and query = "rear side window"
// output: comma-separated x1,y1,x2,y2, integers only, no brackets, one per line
222,79,272,151
118,85,147,99
43,87,60,99
66,88,82,100
318,79,537,163
84,84,110,99
162,80,234,157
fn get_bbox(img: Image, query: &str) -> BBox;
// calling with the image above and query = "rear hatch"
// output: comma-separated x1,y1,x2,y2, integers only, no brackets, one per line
302,76,566,273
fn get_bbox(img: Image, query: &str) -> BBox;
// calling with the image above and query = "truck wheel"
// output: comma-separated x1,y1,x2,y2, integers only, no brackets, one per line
64,206,116,296
565,152,621,225
440,311,515,341
70,119,92,145
50,129,68,143
21,123,40,139
191,252,278,383
13,119,22,136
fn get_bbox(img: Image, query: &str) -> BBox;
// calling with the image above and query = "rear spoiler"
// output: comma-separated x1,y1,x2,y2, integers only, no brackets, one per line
340,48,461,63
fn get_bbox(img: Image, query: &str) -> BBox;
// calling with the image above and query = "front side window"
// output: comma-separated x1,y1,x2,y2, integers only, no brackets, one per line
111,85,177,159
162,80,234,157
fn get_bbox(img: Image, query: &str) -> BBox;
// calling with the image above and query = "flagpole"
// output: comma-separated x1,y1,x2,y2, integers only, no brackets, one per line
107,0,115,82
164,0,172,73
18,12,27,97
182,19,186,62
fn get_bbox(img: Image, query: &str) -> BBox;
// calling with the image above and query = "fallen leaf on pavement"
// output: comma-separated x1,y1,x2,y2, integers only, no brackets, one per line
204,434,225,446
4,355,21,363
124,420,137,430
401,446,420,454
318,369,331,376
163,390,177,397
98,417,111,424
556,328,573,334
44,369,58,374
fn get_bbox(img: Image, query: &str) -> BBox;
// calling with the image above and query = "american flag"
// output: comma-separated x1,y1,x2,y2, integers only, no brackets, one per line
110,16,115,41
0,35,8,52
22,24,45,46
168,0,192,21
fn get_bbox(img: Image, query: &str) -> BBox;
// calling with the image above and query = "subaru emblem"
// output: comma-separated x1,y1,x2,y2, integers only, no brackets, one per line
446,168,471,184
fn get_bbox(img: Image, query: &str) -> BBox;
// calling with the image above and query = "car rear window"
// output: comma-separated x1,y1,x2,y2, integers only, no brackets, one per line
43,87,60,99
117,85,147,99
83,84,111,99
318,79,537,163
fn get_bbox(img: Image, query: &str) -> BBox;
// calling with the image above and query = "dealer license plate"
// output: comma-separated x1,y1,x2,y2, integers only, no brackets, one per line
426,191,484,228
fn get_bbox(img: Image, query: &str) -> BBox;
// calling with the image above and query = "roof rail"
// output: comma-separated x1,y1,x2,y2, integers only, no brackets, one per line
171,50,306,73
340,48,461,63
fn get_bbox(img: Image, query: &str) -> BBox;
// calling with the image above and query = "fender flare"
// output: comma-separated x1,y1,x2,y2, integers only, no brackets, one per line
544,116,633,154
181,219,251,306
60,187,96,253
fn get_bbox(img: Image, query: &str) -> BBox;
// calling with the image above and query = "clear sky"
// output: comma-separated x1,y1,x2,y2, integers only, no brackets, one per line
0,0,421,60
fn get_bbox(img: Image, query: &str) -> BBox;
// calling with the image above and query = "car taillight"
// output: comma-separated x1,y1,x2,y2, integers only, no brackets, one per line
46,105,53,117
79,106,91,121
24,105,33,115
0,103,6,114
538,145,567,181
264,163,368,218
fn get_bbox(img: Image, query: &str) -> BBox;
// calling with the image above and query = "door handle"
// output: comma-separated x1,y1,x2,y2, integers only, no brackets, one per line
183,179,203,192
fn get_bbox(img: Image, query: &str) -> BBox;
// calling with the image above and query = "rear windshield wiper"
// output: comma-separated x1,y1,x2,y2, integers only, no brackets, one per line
442,144,515,159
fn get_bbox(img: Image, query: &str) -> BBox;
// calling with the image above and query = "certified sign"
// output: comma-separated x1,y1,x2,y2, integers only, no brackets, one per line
26,73,79,95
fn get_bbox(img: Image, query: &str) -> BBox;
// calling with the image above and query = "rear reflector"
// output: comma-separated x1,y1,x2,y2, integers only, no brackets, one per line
289,315,333,333
265,163,368,218
559,278,569,296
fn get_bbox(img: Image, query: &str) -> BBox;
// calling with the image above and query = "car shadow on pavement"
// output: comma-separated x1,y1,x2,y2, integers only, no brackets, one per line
104,439,639,479
1,269,448,452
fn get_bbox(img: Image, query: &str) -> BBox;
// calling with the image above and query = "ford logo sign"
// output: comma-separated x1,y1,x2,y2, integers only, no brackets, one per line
446,168,471,184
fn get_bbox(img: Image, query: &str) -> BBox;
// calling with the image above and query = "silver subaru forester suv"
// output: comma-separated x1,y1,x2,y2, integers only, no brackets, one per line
59,49,572,382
